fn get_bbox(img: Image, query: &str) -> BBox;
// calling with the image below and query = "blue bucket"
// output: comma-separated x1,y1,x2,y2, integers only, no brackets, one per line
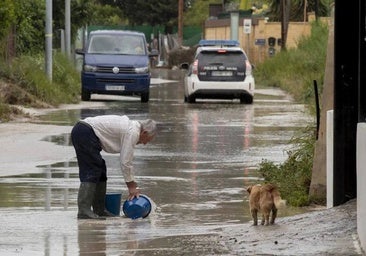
105,193,122,216
122,195,152,219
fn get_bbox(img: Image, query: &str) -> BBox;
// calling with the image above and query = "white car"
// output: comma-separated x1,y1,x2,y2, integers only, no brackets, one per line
184,40,255,104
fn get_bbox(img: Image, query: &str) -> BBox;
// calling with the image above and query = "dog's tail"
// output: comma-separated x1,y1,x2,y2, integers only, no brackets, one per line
263,184,286,208
272,189,286,209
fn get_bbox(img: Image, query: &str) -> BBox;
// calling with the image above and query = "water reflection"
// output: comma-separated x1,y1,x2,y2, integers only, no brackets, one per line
78,222,107,256
42,133,72,146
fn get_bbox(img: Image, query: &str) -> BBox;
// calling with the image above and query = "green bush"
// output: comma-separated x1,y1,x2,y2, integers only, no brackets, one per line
258,126,316,207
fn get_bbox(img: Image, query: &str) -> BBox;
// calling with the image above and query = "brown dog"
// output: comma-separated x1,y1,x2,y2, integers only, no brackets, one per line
246,184,286,226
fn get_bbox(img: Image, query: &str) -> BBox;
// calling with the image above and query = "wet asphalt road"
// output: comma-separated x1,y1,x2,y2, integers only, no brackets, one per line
0,68,344,256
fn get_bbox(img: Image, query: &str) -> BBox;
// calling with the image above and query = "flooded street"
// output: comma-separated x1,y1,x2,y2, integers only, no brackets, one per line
0,69,316,255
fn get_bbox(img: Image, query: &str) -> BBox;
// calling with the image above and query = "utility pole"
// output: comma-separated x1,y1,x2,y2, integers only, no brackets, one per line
65,0,71,59
333,0,358,205
178,0,183,45
45,0,52,81
280,0,289,50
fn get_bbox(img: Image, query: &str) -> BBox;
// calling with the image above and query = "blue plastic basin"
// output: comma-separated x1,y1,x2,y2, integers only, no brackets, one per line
122,195,152,219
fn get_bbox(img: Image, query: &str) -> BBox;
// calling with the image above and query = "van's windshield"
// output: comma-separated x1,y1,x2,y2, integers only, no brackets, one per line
87,34,146,55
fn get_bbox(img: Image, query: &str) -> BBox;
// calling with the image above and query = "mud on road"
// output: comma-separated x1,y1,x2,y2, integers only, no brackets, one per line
219,199,363,255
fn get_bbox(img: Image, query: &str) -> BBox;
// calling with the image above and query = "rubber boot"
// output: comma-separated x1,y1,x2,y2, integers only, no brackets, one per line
77,182,105,220
92,182,116,217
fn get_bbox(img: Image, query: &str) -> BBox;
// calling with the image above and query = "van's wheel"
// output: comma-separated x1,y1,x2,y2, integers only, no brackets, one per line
141,92,149,103
187,95,196,103
240,95,253,104
81,88,91,101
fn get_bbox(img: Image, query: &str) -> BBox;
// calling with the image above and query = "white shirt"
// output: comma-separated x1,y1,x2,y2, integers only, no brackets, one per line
83,115,141,182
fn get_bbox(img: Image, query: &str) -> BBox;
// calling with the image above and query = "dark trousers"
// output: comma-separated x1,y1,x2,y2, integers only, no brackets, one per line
71,122,107,183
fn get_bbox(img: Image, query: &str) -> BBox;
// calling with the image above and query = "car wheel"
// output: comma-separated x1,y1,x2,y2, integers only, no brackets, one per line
81,88,91,101
240,95,253,104
187,95,196,103
141,92,149,103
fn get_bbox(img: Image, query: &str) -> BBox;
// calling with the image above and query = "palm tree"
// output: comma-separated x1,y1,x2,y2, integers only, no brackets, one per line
267,0,332,50
267,0,332,22
239,0,251,10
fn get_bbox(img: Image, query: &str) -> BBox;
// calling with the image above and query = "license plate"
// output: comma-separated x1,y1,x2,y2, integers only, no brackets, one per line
106,85,125,91
211,71,233,76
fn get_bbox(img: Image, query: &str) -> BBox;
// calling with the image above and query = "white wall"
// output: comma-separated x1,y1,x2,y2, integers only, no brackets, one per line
327,115,365,250
326,110,334,208
356,123,366,250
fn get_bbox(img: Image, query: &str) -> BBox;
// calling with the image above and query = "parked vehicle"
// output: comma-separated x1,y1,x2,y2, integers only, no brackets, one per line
183,39,255,104
76,30,158,102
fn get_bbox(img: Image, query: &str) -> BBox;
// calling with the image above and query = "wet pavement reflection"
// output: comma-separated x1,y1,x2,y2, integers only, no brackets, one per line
0,69,314,255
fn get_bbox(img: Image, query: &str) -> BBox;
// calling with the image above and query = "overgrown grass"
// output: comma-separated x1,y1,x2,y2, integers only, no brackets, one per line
254,21,328,113
0,100,12,121
0,51,80,108
255,21,328,206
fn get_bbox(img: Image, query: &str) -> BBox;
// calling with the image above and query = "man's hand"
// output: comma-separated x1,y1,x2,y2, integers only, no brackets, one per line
126,181,140,200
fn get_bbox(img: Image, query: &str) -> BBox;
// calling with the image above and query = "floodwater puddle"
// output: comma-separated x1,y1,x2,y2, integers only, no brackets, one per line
0,70,315,255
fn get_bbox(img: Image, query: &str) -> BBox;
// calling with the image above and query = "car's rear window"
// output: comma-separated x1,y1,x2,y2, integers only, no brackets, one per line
198,51,246,66
196,50,247,81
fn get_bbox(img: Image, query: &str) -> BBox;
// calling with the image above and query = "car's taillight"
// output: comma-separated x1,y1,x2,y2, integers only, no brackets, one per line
245,60,252,75
192,60,198,75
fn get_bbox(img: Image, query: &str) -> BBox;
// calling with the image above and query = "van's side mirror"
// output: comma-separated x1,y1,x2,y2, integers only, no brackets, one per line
149,49,159,57
75,48,85,55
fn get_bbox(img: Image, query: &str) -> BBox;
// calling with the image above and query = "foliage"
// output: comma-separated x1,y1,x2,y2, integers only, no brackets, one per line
0,52,80,106
0,0,16,39
52,0,124,48
267,0,333,21
87,4,124,26
111,0,191,32
0,99,12,121
14,0,45,55
184,0,223,26
0,0,15,59
253,21,328,113
258,126,316,206
0,0,125,56
168,46,197,68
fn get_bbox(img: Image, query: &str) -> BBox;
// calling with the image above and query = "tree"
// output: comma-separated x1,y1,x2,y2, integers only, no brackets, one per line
0,0,16,59
184,0,222,26
52,0,124,48
0,0,128,58
14,0,45,55
112,0,191,33
267,0,332,22
0,0,16,40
